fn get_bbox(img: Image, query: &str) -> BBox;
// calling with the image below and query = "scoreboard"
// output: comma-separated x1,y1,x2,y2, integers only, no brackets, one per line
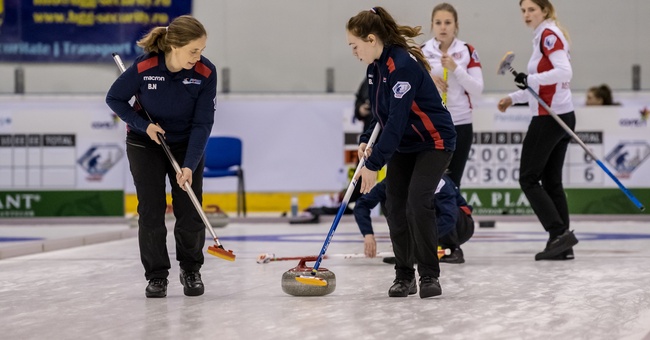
461,105,649,215
463,130,605,187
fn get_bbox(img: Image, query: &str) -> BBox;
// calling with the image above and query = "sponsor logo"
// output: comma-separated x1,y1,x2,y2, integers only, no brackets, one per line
0,193,41,217
392,81,411,98
544,34,557,50
77,144,124,181
641,107,649,121
619,107,649,127
182,78,202,85
91,112,120,130
604,141,650,178
143,76,165,81
452,52,462,59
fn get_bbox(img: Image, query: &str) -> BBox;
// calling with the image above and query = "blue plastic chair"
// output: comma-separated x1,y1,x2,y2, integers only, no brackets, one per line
204,136,246,216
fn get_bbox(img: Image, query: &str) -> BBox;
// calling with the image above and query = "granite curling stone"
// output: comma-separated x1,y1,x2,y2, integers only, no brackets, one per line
281,257,336,296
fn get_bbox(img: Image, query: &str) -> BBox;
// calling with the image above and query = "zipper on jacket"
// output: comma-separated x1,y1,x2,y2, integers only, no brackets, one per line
373,63,385,128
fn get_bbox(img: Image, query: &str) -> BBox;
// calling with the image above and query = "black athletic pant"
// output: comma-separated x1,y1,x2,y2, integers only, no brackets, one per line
519,112,575,236
447,123,473,188
385,149,452,280
439,210,475,249
127,136,206,281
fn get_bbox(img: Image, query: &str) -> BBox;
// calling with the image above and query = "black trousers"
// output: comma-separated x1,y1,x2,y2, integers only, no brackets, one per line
447,123,473,188
439,210,475,249
385,149,452,280
127,137,206,281
519,112,575,234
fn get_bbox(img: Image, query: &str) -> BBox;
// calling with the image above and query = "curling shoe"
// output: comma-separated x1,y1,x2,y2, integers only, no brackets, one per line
180,269,204,296
419,276,442,299
546,247,575,261
145,278,168,298
439,248,465,264
388,278,417,297
535,230,579,261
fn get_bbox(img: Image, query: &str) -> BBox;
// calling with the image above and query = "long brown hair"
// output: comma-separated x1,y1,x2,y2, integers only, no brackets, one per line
137,15,207,54
519,0,570,43
347,6,430,72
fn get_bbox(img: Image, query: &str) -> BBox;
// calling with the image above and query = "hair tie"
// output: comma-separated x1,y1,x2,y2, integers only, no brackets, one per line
370,7,377,14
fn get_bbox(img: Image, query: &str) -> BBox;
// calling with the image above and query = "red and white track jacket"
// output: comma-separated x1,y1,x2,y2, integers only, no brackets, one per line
509,20,574,116
422,38,484,125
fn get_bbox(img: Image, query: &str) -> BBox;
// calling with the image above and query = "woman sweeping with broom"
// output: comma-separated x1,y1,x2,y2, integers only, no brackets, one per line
346,7,456,298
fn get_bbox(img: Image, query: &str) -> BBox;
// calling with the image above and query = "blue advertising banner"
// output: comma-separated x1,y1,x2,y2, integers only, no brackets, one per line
0,0,192,62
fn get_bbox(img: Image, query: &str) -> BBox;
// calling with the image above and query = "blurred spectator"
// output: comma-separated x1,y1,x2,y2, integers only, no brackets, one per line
586,84,619,106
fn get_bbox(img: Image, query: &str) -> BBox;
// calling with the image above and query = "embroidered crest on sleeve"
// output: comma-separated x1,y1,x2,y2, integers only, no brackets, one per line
392,81,411,98
544,34,557,50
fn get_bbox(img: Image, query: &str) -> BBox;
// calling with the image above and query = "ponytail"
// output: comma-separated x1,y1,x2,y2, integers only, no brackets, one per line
347,6,431,72
137,15,207,54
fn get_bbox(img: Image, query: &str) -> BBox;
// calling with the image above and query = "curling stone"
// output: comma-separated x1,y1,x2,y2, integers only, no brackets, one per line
281,257,336,296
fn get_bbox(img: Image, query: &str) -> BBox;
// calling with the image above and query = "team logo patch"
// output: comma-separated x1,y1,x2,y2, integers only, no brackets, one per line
544,34,557,50
182,78,202,85
392,82,411,98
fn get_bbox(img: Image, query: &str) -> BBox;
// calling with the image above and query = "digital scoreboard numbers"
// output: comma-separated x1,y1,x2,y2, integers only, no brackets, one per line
565,131,605,186
463,131,604,187
463,132,523,187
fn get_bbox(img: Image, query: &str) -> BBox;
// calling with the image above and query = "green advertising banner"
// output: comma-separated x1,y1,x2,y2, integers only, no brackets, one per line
0,190,123,217
462,188,650,215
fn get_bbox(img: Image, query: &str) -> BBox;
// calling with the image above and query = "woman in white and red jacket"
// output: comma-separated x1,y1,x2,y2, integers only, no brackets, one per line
422,2,484,188
497,0,578,261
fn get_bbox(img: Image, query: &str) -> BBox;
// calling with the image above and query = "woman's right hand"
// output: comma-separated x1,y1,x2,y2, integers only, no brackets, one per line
497,96,513,112
364,234,377,258
146,123,165,144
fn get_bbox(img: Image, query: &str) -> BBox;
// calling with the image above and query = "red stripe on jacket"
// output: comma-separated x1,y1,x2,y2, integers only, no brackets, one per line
137,57,158,73
536,29,563,116
194,61,212,78
411,101,444,149
466,44,482,68
386,57,396,73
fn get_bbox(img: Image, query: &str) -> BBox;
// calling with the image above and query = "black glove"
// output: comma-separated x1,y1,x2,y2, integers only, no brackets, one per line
514,72,528,90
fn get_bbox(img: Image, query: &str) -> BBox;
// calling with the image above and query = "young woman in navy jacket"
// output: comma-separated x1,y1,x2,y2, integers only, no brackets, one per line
346,6,456,299
106,15,217,298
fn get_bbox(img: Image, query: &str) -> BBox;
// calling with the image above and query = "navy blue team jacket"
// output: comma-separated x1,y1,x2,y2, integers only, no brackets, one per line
106,52,217,172
359,45,456,171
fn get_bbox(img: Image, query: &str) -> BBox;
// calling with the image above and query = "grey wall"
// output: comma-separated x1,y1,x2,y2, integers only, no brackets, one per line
0,0,648,94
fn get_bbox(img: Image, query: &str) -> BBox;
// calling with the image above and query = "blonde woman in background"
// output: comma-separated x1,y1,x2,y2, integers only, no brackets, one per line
422,3,484,188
